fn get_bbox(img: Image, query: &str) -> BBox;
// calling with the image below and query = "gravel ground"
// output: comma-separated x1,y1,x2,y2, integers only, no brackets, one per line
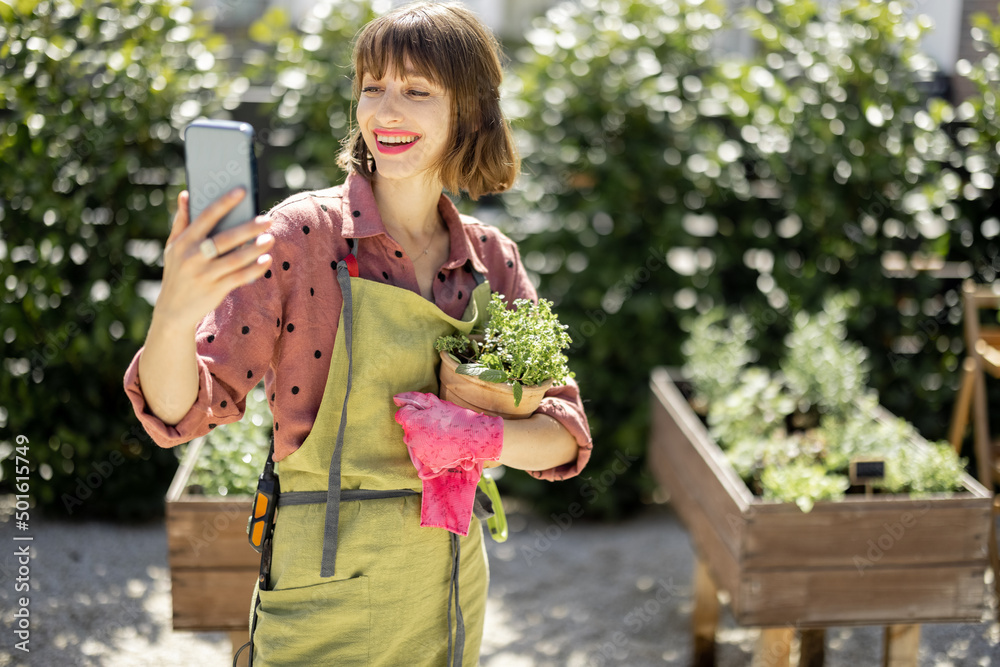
0,501,997,667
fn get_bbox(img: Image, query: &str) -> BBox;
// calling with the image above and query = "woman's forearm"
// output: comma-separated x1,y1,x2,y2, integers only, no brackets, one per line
136,313,200,426
499,413,578,471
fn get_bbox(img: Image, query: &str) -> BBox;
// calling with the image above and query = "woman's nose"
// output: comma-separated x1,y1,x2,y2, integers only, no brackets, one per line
374,89,403,124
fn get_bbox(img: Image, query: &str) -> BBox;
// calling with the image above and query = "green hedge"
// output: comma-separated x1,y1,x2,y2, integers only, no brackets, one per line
0,0,234,518
932,9,1000,287
496,0,1000,517
241,0,377,196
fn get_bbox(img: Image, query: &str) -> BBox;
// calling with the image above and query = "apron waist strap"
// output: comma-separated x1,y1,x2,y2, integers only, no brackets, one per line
278,487,495,520
277,488,419,507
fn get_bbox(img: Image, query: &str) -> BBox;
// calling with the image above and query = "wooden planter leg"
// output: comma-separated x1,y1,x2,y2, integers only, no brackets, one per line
798,628,825,667
947,358,975,454
882,624,920,667
692,557,720,667
754,628,794,667
231,630,250,667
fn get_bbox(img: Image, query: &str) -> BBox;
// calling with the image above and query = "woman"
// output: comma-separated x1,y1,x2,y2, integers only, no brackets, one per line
124,3,592,665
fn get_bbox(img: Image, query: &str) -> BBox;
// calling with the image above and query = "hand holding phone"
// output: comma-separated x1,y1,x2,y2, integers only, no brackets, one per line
137,124,271,428
150,120,273,331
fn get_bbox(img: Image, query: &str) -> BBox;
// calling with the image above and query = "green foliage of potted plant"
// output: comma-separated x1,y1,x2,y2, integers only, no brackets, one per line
683,293,968,512
435,293,573,417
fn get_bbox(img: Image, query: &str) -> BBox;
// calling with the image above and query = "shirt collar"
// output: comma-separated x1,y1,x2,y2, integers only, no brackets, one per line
438,193,489,275
340,171,384,239
341,171,488,275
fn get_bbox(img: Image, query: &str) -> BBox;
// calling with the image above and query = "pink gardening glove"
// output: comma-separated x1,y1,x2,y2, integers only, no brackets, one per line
418,468,484,536
393,392,504,535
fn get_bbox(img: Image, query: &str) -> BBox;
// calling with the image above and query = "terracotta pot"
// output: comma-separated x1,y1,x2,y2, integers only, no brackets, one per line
438,351,553,420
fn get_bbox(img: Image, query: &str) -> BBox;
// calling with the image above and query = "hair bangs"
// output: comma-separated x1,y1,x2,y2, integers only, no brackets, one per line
352,13,451,94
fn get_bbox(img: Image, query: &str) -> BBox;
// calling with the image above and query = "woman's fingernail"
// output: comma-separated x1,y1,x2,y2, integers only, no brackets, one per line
256,234,274,246
230,187,246,197
258,254,271,265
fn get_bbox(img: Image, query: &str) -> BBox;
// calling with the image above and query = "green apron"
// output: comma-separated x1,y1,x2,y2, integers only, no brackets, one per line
250,259,493,666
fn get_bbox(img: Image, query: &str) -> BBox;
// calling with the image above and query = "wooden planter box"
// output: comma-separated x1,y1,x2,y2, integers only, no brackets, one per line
648,367,993,628
165,436,259,640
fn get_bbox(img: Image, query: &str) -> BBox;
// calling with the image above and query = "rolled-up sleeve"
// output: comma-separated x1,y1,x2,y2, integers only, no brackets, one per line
123,350,220,448
530,378,593,481
122,243,282,449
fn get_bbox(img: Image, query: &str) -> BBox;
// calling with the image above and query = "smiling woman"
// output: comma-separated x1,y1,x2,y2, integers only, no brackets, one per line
123,2,591,666
339,3,519,201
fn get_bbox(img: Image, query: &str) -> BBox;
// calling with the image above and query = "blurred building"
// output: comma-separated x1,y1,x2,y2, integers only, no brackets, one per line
193,0,555,40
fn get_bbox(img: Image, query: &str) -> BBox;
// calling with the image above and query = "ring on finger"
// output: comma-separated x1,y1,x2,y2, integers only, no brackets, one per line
199,238,220,260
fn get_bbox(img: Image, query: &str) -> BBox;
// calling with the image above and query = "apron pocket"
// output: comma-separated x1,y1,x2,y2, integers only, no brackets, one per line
253,575,371,667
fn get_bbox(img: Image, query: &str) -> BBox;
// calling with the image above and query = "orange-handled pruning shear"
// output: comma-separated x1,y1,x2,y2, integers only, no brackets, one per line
247,454,279,555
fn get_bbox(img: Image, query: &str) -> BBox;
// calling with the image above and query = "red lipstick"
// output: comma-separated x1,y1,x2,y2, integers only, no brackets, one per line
373,129,420,155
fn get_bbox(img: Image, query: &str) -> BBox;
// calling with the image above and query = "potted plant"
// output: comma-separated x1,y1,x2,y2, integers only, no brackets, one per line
435,292,573,419
648,294,993,646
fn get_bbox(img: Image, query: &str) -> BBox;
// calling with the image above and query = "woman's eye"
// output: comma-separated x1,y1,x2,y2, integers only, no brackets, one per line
362,86,381,94
407,89,430,98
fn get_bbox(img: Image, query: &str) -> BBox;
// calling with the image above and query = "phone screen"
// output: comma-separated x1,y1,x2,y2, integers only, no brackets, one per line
183,119,259,238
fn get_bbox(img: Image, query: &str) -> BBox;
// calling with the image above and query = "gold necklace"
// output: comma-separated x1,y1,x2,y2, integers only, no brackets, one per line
413,224,441,261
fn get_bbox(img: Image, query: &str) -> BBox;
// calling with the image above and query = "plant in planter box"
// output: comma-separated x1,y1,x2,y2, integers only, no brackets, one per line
707,367,796,452
682,312,758,412
682,295,968,512
780,297,870,417
759,461,851,512
435,292,573,416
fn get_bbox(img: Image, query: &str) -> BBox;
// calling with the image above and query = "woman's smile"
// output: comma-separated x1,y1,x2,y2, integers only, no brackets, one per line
373,129,421,154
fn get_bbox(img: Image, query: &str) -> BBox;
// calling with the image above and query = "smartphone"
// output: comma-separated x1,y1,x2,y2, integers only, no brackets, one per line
183,119,259,239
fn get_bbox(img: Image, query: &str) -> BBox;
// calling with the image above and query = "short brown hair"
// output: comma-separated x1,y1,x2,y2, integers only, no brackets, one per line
337,2,519,200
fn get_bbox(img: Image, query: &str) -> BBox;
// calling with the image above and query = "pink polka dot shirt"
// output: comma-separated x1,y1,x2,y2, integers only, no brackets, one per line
123,172,592,481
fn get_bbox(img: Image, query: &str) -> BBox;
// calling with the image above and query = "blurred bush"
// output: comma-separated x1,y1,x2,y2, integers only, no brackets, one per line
926,9,1000,287
0,0,234,518
241,0,384,197
498,0,996,517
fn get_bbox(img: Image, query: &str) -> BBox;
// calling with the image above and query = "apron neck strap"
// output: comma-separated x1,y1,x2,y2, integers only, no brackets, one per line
318,260,357,577
466,260,486,287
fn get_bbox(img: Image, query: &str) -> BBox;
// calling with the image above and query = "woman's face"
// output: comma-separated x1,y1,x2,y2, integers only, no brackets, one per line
356,61,453,188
